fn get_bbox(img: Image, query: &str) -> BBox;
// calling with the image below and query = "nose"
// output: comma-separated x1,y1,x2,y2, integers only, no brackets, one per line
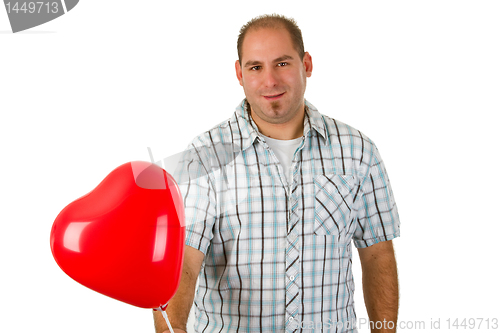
263,67,279,88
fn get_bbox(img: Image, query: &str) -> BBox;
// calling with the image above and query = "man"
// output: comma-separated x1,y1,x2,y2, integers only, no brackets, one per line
154,14,400,333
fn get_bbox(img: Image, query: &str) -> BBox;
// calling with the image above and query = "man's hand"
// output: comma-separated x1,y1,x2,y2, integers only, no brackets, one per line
358,240,399,333
153,245,204,333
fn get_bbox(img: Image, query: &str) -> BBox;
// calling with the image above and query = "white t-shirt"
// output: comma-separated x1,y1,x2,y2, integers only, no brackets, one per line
261,134,303,185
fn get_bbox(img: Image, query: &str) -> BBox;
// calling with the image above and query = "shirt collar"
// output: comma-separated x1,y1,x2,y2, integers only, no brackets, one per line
231,99,329,152
304,99,328,143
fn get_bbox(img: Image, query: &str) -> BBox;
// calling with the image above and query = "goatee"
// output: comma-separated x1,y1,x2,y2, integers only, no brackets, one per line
271,101,280,114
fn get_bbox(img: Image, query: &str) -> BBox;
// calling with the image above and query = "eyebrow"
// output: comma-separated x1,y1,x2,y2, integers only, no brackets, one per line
244,55,294,68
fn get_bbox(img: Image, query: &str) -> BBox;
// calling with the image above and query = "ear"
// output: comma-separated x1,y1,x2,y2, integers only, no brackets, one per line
303,52,313,78
235,60,243,86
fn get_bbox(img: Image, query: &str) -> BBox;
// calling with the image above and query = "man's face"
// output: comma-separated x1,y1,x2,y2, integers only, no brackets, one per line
235,27,312,126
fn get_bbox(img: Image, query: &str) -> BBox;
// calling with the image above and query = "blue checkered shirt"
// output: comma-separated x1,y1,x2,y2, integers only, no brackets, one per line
175,99,400,333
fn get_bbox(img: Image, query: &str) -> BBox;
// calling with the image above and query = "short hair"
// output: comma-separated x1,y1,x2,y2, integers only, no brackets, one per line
237,14,305,63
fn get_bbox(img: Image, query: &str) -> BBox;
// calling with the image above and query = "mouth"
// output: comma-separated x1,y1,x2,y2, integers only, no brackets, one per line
263,92,285,101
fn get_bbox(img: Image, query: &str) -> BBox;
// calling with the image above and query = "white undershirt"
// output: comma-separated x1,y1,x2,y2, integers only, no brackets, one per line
261,134,303,185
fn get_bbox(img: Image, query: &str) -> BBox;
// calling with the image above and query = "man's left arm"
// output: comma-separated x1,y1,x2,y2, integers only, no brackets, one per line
358,240,399,333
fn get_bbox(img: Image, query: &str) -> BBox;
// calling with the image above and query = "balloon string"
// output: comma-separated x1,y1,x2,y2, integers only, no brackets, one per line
161,309,175,333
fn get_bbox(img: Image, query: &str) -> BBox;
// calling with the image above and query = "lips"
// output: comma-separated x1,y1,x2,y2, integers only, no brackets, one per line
264,92,285,101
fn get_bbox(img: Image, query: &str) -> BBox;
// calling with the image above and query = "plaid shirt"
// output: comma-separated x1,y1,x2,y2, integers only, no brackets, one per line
175,99,400,333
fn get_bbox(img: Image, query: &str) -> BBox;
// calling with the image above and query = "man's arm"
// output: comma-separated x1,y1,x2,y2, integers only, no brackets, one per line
153,245,205,333
357,240,399,333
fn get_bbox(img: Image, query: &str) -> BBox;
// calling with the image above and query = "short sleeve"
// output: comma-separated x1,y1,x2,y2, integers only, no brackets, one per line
353,144,400,248
174,144,217,255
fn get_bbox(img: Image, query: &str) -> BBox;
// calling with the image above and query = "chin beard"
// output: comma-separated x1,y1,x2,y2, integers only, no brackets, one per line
270,101,280,114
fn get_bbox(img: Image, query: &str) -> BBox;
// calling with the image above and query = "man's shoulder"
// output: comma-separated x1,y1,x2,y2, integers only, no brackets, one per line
181,109,246,171
308,103,375,147
188,116,236,148
323,114,368,141
187,101,249,150
308,103,381,172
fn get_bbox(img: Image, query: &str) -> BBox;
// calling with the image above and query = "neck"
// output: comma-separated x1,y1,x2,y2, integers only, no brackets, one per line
249,104,305,140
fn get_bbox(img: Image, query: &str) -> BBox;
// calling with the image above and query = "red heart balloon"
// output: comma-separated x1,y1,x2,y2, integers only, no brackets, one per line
50,161,185,309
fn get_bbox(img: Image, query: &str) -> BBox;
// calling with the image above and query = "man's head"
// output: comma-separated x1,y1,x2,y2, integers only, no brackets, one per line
237,14,305,64
235,14,313,137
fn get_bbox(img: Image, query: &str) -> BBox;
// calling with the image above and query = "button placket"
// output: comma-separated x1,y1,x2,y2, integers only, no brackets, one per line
285,136,305,333
285,178,300,332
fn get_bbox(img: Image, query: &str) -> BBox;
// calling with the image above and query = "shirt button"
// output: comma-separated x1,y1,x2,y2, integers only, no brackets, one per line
290,275,295,281
289,316,294,322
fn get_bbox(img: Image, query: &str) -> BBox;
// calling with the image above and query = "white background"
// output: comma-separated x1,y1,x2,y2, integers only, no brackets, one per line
1,1,499,332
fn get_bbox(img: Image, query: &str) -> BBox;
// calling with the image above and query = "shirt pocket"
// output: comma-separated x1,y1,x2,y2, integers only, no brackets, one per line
313,174,355,236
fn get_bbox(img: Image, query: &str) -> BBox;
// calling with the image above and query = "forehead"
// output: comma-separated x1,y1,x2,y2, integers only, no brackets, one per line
241,27,296,61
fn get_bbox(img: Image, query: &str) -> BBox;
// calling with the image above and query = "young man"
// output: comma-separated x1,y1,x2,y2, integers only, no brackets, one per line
154,14,400,333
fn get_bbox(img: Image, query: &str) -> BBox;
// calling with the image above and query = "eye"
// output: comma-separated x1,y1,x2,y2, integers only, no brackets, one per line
250,66,262,71
277,62,288,67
